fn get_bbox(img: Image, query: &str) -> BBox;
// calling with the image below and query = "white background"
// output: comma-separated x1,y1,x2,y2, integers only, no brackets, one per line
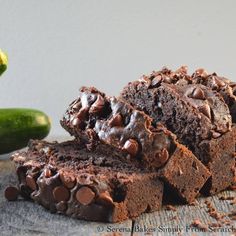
0,0,235,136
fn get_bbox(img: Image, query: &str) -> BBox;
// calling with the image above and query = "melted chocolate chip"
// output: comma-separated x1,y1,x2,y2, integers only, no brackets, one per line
53,186,70,202
25,175,37,190
213,77,226,88
108,113,123,127
89,94,105,114
122,139,139,157
199,104,211,119
4,186,19,201
76,186,95,205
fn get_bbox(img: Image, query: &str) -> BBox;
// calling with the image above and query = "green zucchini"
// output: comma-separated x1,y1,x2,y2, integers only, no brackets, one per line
0,49,8,76
0,108,51,154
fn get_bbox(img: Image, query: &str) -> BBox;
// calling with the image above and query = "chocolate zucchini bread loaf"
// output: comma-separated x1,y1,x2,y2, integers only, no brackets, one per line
61,87,210,202
121,70,235,194
12,139,164,222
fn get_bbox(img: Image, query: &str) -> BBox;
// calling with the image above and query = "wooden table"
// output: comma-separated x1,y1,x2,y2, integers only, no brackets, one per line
0,137,235,236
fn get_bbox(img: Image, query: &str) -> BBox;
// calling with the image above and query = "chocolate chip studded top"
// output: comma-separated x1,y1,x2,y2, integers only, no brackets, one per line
134,66,191,89
61,87,177,168
168,83,232,136
192,68,236,122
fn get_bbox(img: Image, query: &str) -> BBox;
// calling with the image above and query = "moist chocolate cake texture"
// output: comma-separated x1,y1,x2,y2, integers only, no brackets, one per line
120,67,236,195
12,140,164,223
61,86,210,203
5,66,236,223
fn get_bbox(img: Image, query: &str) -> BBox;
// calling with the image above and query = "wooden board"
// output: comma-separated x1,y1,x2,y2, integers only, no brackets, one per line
0,137,235,236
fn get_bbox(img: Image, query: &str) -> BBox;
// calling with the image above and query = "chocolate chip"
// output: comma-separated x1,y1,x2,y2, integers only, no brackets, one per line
108,113,123,127
192,87,206,100
89,94,105,114
97,191,114,206
214,77,226,88
60,173,76,189
76,186,95,205
176,78,190,86
163,75,172,83
53,186,70,202
5,186,19,201
122,139,139,157
199,104,211,119
25,175,37,190
194,68,208,77
44,168,52,178
151,75,162,87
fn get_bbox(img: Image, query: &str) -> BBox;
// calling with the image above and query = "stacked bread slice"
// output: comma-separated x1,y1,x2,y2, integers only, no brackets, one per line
9,67,236,222
121,67,236,195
